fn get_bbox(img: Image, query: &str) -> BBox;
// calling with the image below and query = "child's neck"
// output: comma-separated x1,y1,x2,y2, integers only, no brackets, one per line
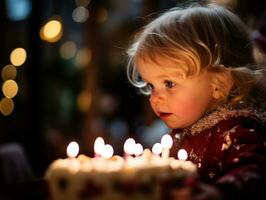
176,101,257,136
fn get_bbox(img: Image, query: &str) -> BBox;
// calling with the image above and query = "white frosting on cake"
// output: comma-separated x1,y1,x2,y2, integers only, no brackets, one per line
46,149,196,200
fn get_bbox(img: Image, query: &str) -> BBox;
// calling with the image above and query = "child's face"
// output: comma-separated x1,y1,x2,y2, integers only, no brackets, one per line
136,56,215,129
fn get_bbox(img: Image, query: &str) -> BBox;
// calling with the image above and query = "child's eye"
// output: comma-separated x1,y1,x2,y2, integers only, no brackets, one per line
146,83,153,91
164,80,175,88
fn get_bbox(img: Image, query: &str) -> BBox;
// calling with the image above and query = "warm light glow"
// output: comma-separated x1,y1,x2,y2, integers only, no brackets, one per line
75,48,92,68
96,7,108,24
72,6,89,23
67,141,79,158
10,48,27,66
0,98,14,116
40,19,62,43
77,91,92,113
161,134,173,149
43,20,62,38
1,64,17,80
60,41,77,59
152,143,163,155
101,144,114,159
2,80,18,98
177,149,188,161
123,138,135,155
134,143,143,156
94,137,105,155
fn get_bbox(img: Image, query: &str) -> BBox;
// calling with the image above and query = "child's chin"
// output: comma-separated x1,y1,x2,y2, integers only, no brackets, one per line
164,121,189,130
163,122,180,130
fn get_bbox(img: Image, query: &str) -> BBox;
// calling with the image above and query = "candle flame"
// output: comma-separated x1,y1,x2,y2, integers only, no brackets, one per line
177,149,188,161
134,143,143,156
94,137,105,155
123,138,135,155
67,141,79,158
102,144,114,159
161,134,173,149
152,143,163,155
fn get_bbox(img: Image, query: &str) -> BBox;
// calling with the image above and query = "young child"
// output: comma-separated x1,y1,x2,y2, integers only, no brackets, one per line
127,3,266,200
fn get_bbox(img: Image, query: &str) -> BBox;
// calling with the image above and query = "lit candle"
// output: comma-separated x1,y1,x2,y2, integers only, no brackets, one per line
152,143,163,156
66,141,80,171
177,149,188,161
94,137,105,157
66,141,79,158
161,134,173,159
101,144,114,159
134,143,143,157
123,138,136,158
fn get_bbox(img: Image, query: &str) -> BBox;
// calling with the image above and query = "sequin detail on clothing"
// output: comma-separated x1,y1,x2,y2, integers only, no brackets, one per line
181,104,263,136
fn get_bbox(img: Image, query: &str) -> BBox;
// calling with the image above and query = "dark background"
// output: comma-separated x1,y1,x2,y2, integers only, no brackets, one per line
0,0,265,178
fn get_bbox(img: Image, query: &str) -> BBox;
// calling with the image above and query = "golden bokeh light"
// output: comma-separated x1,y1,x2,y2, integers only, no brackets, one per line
75,48,92,68
96,7,108,24
2,80,18,98
77,91,92,112
40,19,63,43
1,64,17,80
0,97,14,116
60,41,77,59
10,48,27,66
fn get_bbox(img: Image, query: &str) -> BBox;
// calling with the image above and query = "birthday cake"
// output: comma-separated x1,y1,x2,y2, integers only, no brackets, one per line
46,148,197,200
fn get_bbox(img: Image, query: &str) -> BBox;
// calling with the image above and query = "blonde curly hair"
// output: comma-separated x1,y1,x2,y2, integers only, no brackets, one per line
127,3,266,110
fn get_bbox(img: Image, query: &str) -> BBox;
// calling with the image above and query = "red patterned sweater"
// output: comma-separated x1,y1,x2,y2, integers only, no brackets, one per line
170,105,266,200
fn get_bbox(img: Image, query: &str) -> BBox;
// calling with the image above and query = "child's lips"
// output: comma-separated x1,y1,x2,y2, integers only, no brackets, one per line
158,112,172,118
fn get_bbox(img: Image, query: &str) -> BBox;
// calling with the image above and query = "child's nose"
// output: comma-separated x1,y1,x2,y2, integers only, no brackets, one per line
149,91,163,105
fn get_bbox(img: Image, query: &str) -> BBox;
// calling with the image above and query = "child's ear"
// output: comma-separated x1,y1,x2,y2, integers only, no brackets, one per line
212,87,222,99
211,69,233,100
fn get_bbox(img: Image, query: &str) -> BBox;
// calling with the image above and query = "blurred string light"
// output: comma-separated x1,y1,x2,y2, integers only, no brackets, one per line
40,19,63,43
1,64,17,81
0,97,14,116
72,6,89,23
1,47,26,116
10,48,27,66
96,7,108,24
60,41,77,59
75,0,91,7
5,0,32,21
2,80,18,98
75,48,92,68
77,91,92,113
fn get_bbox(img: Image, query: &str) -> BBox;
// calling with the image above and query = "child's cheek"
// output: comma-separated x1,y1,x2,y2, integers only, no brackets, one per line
173,100,200,116
149,101,158,115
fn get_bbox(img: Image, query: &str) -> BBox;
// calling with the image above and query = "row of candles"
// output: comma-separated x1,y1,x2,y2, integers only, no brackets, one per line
66,134,188,161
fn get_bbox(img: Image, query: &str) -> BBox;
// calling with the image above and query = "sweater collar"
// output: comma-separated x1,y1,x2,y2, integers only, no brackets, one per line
173,103,262,136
